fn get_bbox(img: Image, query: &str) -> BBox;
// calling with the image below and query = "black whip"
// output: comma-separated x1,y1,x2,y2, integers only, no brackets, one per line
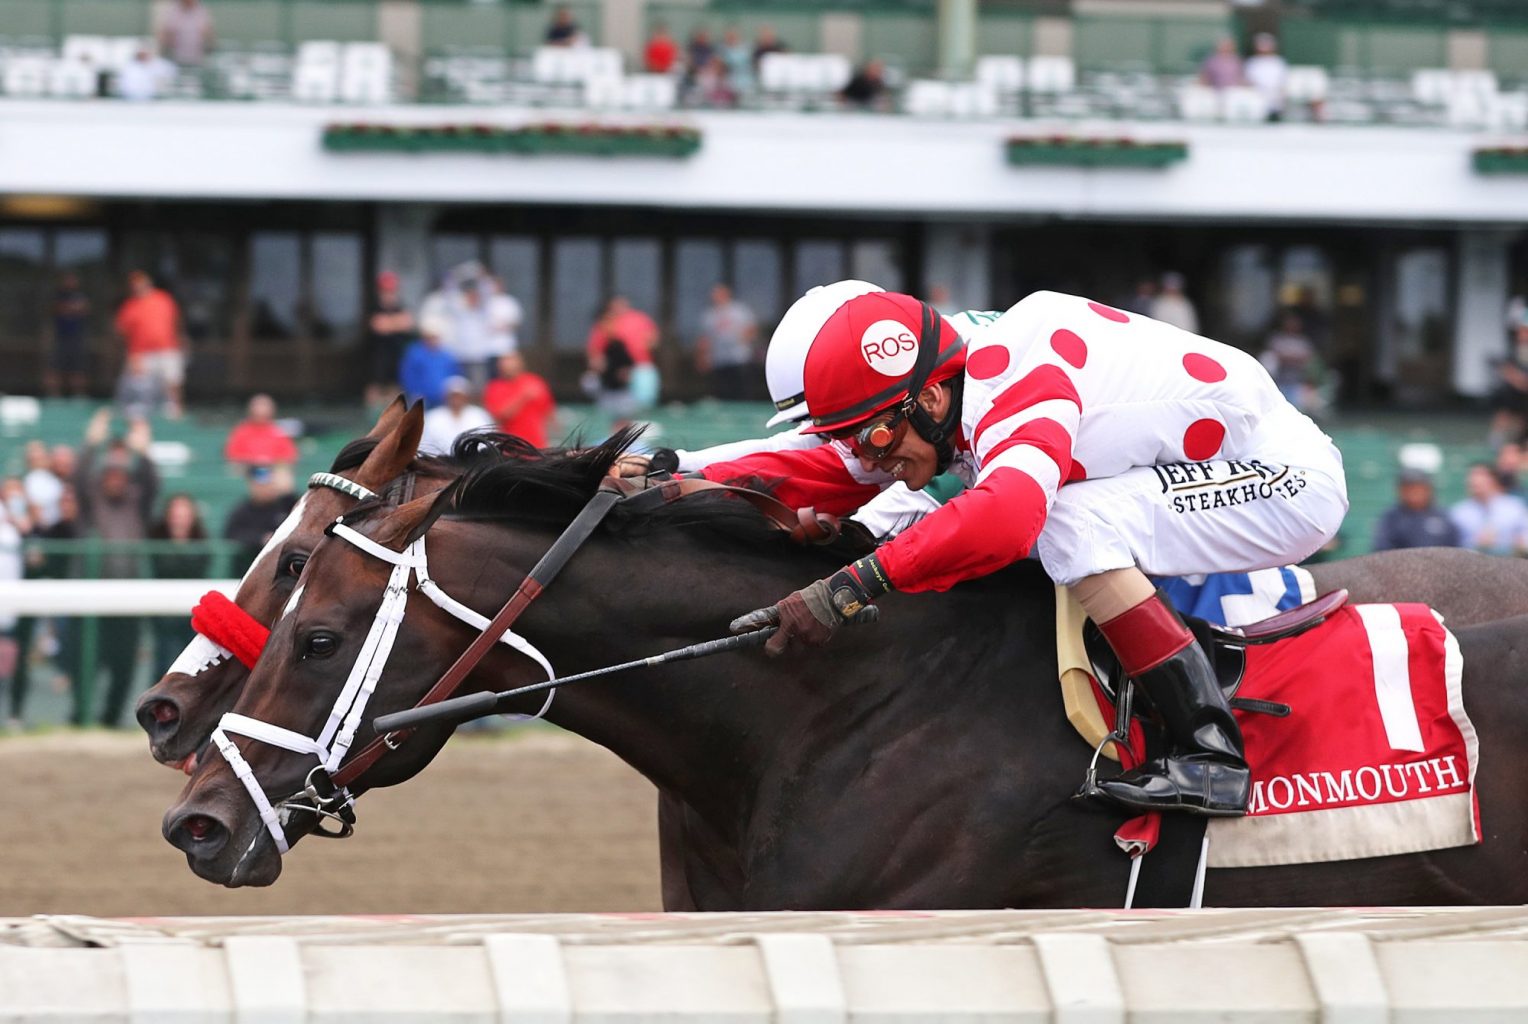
371,607,879,735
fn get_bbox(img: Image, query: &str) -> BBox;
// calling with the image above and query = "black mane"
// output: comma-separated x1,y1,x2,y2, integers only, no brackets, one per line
328,430,536,477
447,425,872,560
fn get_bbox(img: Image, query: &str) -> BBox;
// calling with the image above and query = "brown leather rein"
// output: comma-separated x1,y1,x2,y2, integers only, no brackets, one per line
324,475,837,791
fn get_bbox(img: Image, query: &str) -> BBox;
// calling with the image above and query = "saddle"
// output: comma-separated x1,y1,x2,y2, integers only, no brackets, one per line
1060,587,1349,761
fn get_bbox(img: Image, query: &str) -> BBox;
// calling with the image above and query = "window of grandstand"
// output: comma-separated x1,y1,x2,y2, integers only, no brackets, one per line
311,231,363,345
733,239,784,325
674,238,726,349
0,229,48,340
551,236,603,352
611,238,663,329
249,231,302,341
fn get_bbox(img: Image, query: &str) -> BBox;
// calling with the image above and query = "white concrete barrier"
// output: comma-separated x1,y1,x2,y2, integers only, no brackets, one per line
6,910,1528,1021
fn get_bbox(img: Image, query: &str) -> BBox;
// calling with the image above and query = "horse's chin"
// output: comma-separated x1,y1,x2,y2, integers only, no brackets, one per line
188,825,284,888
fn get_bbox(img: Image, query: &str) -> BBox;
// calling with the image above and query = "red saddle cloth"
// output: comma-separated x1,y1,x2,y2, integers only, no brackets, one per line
1117,602,1481,868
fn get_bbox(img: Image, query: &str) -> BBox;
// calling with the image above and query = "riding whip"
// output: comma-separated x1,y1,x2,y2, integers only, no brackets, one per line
371,607,879,734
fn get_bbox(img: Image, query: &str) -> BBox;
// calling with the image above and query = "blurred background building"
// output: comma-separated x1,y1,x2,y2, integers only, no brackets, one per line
0,0,1522,405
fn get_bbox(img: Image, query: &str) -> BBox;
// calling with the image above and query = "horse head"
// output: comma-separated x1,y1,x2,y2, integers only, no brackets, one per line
162,427,891,889
135,397,427,768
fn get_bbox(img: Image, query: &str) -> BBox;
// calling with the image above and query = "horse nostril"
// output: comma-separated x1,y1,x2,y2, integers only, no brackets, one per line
186,815,214,841
151,702,179,725
168,811,229,859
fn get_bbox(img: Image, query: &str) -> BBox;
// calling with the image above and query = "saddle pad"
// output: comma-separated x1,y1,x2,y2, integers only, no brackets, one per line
1206,603,1479,868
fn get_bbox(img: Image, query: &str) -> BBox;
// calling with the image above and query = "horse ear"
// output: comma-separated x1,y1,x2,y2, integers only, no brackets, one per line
353,402,425,490
371,483,458,550
365,395,408,439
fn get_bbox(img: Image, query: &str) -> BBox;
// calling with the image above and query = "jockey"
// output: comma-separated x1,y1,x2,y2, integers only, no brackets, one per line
715,289,1348,817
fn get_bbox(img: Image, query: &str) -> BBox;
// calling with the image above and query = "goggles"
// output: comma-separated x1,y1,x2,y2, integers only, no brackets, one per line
835,408,908,461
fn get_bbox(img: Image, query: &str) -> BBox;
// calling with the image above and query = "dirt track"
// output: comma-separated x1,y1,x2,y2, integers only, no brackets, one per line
0,730,661,916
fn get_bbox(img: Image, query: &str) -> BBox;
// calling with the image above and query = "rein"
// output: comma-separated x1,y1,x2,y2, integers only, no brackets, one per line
212,470,839,857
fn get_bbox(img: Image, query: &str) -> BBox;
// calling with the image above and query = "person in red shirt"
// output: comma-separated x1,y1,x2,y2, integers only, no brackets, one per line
114,270,185,417
644,22,678,74
483,351,555,448
224,393,298,468
586,295,661,411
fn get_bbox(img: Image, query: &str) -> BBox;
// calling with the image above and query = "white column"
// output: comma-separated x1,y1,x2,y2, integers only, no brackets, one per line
375,202,439,310
1453,228,1514,397
601,0,647,65
924,220,993,313
378,1,422,100
937,0,978,78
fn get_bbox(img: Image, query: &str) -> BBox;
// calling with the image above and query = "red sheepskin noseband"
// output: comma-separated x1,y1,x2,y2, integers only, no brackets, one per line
190,590,271,669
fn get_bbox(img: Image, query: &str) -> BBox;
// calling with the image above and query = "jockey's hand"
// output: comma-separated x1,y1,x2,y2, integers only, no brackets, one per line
730,555,893,657
606,449,680,479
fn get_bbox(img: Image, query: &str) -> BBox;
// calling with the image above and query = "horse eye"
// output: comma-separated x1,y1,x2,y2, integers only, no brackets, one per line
304,633,338,659
282,553,308,579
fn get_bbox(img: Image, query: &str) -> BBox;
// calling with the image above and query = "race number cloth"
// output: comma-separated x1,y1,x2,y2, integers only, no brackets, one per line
1205,602,1478,868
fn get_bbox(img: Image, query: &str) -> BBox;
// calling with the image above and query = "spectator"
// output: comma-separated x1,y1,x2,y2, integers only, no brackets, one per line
46,271,90,398
1122,277,1158,316
158,0,215,67
484,351,555,448
445,275,500,391
399,324,461,409
719,27,753,91
752,25,786,69
1244,32,1288,122
1149,271,1200,334
11,486,81,729
223,465,297,577
365,270,416,408
74,411,158,727
686,27,716,75
1450,462,1528,556
224,393,298,468
1372,469,1460,552
114,270,184,417
694,282,758,400
148,494,211,674
840,59,890,111
21,441,63,529
1260,311,1325,415
1488,309,1528,449
420,377,494,455
1199,35,1245,91
544,5,584,47
644,22,679,74
486,275,523,358
690,56,738,108
114,353,168,422
586,295,661,412
116,46,175,101
1,478,30,538
1499,440,1524,495
50,445,77,495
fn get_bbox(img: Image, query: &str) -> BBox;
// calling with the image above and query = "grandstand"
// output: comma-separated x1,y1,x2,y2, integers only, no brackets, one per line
0,0,1522,406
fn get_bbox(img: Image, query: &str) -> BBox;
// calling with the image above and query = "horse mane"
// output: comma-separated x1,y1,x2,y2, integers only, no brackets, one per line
441,425,872,560
328,430,534,477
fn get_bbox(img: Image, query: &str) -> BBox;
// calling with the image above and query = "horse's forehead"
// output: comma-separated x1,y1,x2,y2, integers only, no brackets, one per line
235,493,310,592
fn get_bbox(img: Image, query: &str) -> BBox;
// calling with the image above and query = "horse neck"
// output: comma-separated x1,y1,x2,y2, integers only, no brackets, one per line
467,519,853,835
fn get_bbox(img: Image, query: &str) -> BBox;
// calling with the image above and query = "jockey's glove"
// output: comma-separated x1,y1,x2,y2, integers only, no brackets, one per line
730,554,892,657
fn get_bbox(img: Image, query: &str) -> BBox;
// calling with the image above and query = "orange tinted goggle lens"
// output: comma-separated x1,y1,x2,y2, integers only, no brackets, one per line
849,414,904,459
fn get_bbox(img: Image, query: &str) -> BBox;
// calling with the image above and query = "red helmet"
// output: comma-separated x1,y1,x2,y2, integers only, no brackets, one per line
801,292,966,434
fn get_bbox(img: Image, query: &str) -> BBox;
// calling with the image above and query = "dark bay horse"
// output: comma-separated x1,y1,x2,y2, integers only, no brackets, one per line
164,433,1528,907
135,399,511,768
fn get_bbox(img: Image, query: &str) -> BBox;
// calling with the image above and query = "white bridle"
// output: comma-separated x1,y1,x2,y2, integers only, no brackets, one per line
210,517,556,856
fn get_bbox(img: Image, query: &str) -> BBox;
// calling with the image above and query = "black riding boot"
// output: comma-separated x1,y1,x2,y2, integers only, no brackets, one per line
1094,637,1251,817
